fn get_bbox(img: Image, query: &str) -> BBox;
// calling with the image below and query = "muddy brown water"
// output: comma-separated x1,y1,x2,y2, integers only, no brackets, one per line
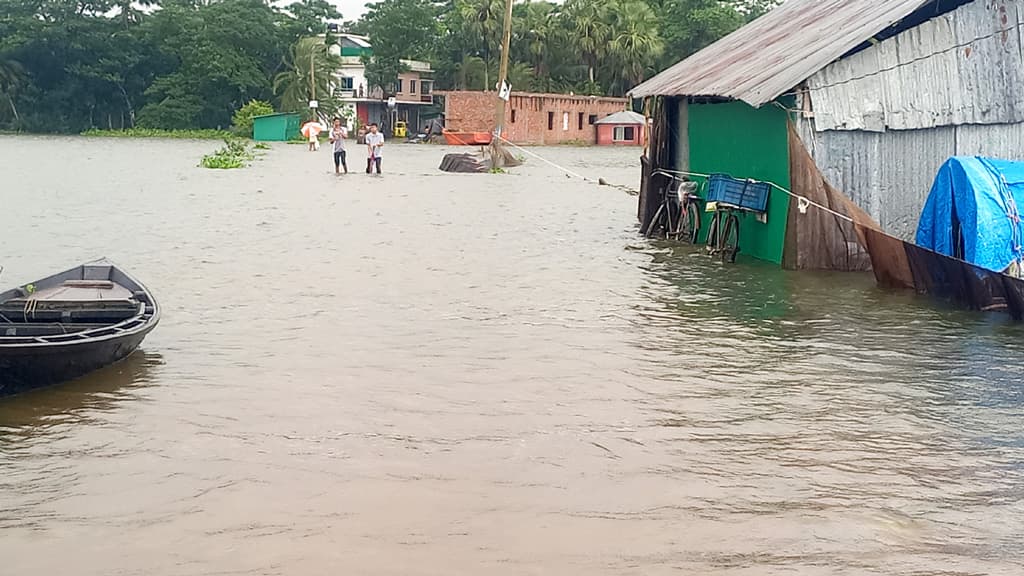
2,136,1024,575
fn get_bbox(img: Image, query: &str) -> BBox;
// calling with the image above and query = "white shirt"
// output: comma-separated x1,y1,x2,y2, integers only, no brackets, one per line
365,132,384,157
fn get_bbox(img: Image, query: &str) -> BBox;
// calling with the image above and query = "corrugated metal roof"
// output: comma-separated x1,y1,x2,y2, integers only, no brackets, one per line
594,111,645,125
808,0,1024,131
630,0,935,107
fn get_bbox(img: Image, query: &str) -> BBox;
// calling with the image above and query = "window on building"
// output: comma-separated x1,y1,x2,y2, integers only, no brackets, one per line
339,77,354,91
394,79,403,94
410,80,417,94
548,111,554,130
562,112,569,131
613,126,636,142
588,114,597,125
511,109,517,124
578,112,584,130
421,81,432,95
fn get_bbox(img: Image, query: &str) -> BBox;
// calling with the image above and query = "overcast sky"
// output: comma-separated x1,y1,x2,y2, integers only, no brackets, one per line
332,0,370,22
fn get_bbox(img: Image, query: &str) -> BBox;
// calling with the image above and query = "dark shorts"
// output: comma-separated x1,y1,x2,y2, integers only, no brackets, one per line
333,150,347,166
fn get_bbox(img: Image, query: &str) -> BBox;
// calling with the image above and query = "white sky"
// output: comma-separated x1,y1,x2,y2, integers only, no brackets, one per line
331,0,371,22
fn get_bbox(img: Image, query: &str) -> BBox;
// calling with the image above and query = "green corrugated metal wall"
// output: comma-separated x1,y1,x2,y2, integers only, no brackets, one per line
687,101,791,264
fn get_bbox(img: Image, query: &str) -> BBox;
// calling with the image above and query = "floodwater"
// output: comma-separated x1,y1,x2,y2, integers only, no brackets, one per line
2,135,1024,575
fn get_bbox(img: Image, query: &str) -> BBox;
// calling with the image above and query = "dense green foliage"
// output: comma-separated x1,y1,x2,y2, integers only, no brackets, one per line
353,0,779,96
232,100,276,136
0,0,778,133
201,138,256,169
82,128,234,139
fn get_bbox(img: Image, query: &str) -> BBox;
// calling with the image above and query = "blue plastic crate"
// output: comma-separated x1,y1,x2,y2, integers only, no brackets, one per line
706,174,771,213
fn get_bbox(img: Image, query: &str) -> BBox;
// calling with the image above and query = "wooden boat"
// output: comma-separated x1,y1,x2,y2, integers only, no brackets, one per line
442,130,493,146
0,259,159,397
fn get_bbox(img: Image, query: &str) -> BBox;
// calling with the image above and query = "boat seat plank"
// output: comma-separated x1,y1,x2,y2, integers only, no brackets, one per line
18,281,133,302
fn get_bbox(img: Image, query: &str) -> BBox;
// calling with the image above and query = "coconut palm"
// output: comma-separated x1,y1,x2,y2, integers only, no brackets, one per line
456,0,503,90
562,0,611,83
513,1,559,78
273,37,342,117
454,54,488,90
608,0,664,91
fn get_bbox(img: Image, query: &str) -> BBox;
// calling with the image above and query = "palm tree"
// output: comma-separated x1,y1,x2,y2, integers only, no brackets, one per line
454,54,488,90
456,0,503,90
273,37,342,117
513,1,558,78
562,0,611,83
507,62,535,92
608,0,663,92
0,58,24,124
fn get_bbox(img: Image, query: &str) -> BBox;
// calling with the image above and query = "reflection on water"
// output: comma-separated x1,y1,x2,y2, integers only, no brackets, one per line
2,136,1024,575
0,350,163,433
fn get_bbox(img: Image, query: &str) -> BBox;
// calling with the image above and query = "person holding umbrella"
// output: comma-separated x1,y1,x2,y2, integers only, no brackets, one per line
300,117,325,152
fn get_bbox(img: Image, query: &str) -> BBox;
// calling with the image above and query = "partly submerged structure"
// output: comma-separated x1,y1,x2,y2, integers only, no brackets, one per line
326,33,436,133
632,0,1020,256
595,111,646,146
916,157,1024,276
440,91,629,145
631,0,1024,316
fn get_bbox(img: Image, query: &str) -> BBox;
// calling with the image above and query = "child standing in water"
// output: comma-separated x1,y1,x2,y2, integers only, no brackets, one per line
329,118,348,175
364,123,384,174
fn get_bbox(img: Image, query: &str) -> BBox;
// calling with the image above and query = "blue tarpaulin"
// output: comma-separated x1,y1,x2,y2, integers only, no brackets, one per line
916,156,1024,273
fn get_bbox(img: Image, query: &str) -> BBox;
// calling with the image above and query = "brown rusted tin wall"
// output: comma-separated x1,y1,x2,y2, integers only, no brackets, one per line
783,122,876,271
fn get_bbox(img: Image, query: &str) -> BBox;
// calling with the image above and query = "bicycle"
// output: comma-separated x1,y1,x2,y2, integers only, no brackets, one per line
702,174,772,264
704,203,742,263
645,171,703,244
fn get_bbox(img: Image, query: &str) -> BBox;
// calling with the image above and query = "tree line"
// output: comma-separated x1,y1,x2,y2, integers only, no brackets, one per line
354,0,777,99
0,0,778,133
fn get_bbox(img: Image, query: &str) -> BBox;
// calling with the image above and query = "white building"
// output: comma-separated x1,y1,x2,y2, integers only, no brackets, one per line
329,33,435,134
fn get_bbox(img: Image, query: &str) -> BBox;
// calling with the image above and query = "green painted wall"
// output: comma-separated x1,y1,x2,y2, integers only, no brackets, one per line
252,113,301,141
687,100,791,264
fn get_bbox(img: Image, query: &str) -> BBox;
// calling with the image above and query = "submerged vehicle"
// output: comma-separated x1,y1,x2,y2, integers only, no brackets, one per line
0,259,159,397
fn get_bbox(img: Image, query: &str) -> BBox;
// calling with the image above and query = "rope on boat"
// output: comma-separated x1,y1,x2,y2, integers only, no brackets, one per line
23,298,38,322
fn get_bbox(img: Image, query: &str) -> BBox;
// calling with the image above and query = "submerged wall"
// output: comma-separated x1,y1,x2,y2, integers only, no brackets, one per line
687,100,791,264
800,0,1024,240
441,91,628,145
797,119,1024,240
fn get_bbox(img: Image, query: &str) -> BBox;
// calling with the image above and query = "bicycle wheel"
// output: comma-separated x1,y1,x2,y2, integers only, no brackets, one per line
681,201,701,244
645,204,665,239
721,213,740,263
705,210,721,252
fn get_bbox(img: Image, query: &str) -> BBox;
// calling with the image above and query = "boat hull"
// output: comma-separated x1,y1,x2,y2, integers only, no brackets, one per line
443,131,493,145
0,323,156,398
0,258,160,398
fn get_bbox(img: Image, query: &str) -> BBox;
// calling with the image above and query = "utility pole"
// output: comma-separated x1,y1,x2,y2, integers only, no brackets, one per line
493,0,513,139
489,0,515,165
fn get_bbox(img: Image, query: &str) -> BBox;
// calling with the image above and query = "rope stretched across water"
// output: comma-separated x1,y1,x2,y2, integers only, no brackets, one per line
495,136,639,195
492,136,857,224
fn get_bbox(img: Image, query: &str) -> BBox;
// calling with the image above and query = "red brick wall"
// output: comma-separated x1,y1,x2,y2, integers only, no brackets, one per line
442,91,630,145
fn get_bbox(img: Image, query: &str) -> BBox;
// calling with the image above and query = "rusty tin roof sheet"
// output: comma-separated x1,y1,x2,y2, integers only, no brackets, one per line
630,0,934,107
